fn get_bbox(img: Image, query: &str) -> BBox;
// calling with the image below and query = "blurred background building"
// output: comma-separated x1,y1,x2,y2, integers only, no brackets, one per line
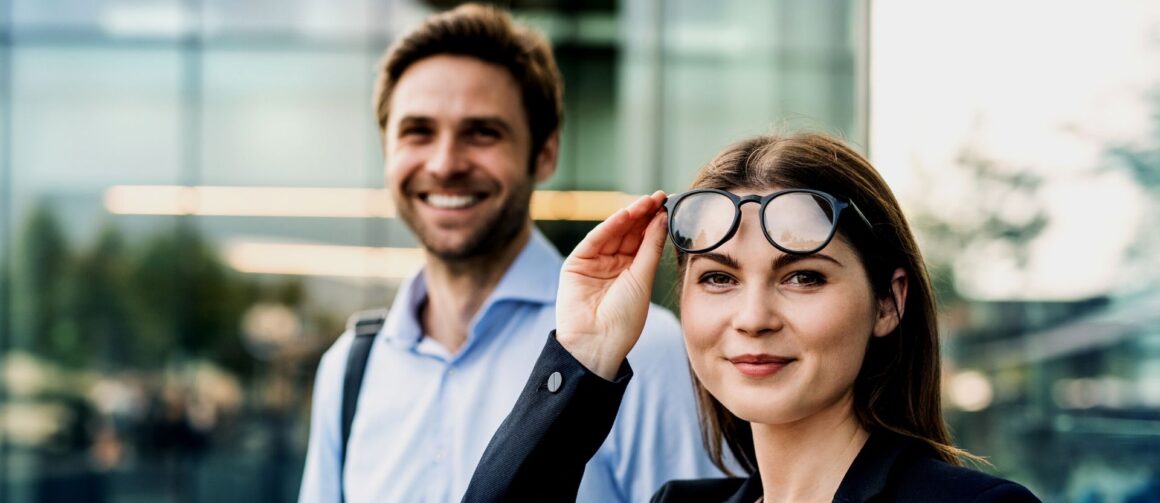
1,0,1158,501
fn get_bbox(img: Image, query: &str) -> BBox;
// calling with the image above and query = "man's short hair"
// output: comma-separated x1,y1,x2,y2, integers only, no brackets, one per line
373,3,564,158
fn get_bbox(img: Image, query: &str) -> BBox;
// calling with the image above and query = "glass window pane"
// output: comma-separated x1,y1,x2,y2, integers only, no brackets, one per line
200,49,376,188
202,0,378,38
12,48,183,193
13,0,184,34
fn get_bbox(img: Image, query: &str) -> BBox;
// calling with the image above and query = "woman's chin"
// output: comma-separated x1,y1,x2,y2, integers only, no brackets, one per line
714,391,803,426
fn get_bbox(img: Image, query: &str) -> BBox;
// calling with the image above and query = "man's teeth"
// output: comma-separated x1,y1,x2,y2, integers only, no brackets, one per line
426,194,478,209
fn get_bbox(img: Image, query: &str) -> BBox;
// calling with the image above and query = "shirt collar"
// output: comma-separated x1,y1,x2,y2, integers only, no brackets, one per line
380,227,562,349
479,227,562,307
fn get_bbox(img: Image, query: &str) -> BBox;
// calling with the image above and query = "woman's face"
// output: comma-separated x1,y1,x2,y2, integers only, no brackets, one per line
680,187,898,426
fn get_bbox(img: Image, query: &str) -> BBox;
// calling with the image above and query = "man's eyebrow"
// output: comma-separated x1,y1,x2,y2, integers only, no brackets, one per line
689,252,739,269
462,117,515,135
772,252,844,271
395,115,432,127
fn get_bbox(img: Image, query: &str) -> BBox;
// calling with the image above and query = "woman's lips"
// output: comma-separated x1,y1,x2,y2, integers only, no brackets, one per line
729,354,795,378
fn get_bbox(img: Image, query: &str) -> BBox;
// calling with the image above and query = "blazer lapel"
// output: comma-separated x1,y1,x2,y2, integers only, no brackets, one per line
833,431,912,502
720,431,917,503
723,474,763,503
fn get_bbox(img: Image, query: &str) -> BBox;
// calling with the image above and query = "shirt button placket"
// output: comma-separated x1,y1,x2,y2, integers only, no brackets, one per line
430,363,455,502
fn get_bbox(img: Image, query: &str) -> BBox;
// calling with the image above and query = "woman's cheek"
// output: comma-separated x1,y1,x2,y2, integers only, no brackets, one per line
680,294,724,376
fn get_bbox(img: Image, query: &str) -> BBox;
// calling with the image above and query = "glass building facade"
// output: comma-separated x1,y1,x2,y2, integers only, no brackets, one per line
0,0,863,500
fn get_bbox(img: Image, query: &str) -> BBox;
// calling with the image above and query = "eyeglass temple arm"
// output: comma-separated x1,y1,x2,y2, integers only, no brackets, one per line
848,201,873,229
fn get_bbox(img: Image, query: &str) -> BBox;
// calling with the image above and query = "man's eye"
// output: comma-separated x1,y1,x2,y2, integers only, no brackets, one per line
785,270,826,287
467,127,501,142
401,126,432,137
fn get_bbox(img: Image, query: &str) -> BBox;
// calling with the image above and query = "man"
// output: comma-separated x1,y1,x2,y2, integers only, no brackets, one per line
298,4,719,502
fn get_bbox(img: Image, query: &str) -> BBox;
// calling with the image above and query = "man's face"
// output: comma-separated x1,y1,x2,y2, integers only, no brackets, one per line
384,55,556,262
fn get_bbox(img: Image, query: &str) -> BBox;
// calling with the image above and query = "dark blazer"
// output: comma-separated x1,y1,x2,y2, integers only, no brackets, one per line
652,431,1039,502
462,333,1039,503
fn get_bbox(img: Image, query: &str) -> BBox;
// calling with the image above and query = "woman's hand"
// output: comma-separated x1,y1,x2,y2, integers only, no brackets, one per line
556,191,669,380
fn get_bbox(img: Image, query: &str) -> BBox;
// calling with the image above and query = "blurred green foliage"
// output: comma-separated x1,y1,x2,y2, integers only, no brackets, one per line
11,205,306,379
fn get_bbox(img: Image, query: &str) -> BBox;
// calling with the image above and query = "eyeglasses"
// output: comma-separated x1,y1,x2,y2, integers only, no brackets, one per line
662,188,872,255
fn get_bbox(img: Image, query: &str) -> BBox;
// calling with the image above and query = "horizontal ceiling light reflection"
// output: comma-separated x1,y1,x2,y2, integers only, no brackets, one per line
104,186,394,218
103,185,633,221
529,191,638,221
225,242,424,279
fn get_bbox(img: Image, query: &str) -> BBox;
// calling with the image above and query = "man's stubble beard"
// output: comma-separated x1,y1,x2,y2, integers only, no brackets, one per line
399,176,535,264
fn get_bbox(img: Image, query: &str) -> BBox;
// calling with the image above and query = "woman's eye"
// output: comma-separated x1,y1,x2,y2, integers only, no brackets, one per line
698,272,737,288
785,270,826,287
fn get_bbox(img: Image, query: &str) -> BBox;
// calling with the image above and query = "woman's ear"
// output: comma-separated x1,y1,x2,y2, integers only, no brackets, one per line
873,267,908,338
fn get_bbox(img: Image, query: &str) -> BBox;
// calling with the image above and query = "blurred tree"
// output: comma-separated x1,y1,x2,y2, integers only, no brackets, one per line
131,224,258,377
1106,89,1160,187
17,203,75,363
66,225,156,369
909,145,1050,306
13,206,322,379
1103,93,1160,286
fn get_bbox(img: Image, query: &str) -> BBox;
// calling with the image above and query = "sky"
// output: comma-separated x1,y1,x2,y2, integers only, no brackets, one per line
870,0,1160,300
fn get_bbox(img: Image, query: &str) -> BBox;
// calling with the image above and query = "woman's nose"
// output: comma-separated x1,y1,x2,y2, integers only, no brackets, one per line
730,284,781,337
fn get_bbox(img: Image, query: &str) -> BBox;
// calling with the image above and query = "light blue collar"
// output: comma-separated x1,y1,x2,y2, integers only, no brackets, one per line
381,227,562,349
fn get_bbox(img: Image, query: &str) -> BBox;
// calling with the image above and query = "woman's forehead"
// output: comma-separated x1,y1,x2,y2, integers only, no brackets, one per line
717,184,785,196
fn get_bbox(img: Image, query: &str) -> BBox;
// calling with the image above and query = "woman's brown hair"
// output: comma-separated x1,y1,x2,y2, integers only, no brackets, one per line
677,132,972,475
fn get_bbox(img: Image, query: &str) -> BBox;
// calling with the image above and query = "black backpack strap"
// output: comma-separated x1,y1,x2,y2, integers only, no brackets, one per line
339,309,388,498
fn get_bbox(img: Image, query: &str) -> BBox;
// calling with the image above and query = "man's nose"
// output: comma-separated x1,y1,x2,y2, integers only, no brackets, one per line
425,136,469,179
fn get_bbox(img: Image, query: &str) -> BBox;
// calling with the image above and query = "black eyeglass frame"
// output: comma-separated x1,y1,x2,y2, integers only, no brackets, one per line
662,188,873,255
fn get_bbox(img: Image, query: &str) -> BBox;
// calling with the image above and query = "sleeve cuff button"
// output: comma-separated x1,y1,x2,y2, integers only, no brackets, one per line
547,371,563,393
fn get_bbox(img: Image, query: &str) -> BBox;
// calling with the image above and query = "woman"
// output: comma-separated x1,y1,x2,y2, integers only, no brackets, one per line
463,132,1039,502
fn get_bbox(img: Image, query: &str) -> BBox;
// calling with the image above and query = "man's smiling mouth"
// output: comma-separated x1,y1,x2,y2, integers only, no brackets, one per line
421,193,485,209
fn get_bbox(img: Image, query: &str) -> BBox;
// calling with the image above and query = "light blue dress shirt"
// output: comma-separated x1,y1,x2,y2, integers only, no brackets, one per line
298,229,722,503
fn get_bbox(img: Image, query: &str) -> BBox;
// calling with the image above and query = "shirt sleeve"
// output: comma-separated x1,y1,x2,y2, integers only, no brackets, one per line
462,331,633,503
297,331,352,503
595,305,728,503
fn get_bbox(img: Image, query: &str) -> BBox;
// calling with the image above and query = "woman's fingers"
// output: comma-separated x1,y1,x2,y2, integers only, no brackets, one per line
626,211,669,288
571,207,631,260
573,193,665,260
618,191,667,256
598,194,657,256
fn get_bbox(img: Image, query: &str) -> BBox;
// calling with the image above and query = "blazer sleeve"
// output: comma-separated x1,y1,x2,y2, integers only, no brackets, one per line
462,331,633,503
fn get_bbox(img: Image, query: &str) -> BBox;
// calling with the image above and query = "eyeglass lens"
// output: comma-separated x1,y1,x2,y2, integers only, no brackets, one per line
762,192,835,252
670,191,837,253
670,192,736,252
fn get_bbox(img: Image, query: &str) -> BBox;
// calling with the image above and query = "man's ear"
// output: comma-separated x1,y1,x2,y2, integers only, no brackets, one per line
533,131,559,183
873,267,908,338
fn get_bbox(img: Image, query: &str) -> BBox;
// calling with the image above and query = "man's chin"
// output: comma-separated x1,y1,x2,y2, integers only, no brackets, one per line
418,233,490,262
426,244,480,262
401,194,533,264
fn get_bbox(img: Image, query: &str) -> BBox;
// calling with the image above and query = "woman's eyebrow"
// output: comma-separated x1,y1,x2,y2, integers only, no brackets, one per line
689,252,738,269
771,252,843,271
